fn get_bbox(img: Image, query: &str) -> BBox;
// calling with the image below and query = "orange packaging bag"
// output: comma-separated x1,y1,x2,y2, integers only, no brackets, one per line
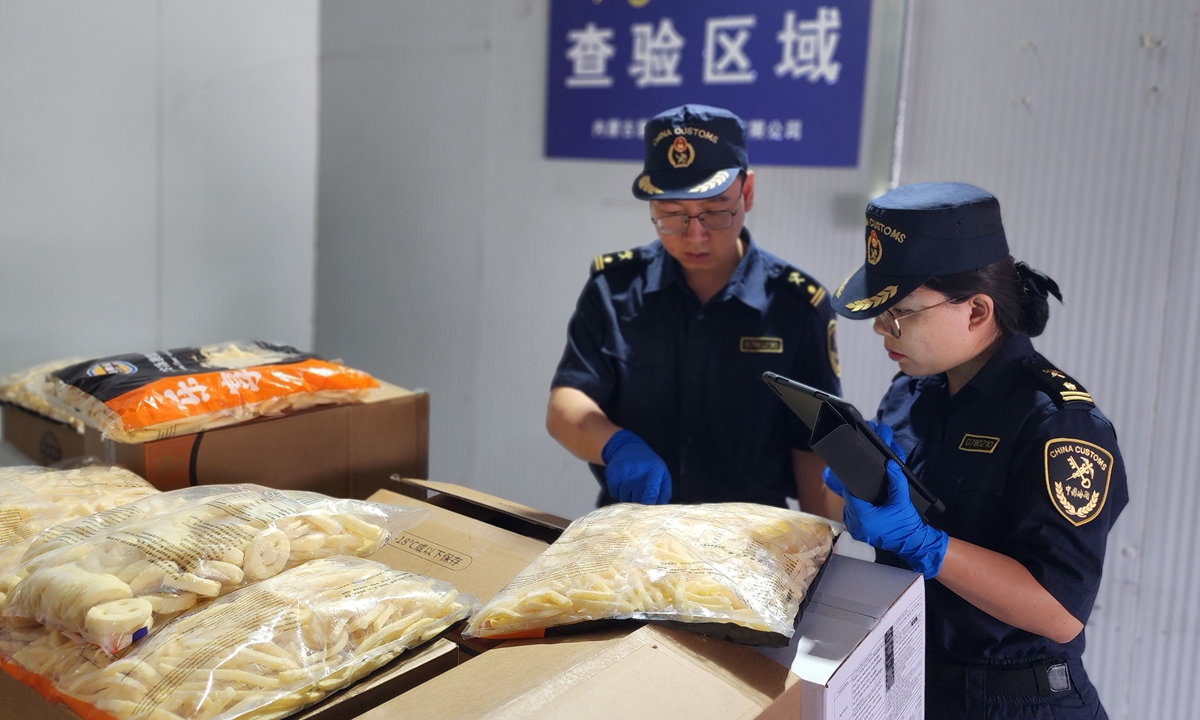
47,342,379,443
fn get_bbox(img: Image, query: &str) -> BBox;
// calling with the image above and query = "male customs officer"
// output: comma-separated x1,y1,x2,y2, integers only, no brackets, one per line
546,105,842,516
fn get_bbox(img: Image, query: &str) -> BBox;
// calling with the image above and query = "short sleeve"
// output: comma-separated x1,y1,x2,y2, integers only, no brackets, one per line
999,406,1128,621
550,278,617,409
786,291,843,451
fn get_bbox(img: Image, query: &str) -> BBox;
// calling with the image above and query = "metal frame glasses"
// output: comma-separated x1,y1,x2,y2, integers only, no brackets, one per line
650,206,741,235
880,295,969,338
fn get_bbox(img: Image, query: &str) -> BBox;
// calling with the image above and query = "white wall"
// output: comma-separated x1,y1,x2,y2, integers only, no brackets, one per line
0,1,319,376
317,1,1200,716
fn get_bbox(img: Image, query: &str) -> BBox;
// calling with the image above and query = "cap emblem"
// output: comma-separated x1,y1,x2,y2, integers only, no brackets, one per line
637,175,663,195
844,285,897,312
668,136,695,168
867,230,882,265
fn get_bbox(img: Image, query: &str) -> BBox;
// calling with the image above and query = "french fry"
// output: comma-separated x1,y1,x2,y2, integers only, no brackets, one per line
465,502,836,641
0,557,477,720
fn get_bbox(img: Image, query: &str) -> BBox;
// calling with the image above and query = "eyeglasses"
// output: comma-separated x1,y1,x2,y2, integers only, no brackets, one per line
650,207,740,235
879,296,968,338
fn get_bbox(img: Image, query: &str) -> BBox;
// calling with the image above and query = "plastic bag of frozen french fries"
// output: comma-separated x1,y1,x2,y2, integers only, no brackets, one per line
464,503,837,646
1,486,428,654
0,358,87,431
47,341,379,443
0,467,159,602
0,557,477,720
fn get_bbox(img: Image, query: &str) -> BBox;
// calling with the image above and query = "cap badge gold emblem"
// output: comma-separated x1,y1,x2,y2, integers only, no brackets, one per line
867,230,883,265
668,136,695,168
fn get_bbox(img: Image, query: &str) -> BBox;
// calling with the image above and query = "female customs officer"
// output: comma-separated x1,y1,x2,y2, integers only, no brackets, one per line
826,182,1128,719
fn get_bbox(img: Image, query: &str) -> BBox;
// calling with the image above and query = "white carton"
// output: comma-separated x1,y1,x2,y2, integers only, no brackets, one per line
760,553,925,720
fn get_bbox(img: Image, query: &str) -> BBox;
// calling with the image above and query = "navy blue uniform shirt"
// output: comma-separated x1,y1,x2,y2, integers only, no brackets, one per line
552,229,841,506
875,333,1128,664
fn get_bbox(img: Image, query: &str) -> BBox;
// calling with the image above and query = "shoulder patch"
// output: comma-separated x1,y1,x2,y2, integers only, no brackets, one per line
1026,360,1094,407
782,267,828,308
1045,438,1112,526
590,249,641,277
826,319,840,378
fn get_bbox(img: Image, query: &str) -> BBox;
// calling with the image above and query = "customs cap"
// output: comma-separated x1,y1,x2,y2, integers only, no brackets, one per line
631,104,749,201
834,182,1010,319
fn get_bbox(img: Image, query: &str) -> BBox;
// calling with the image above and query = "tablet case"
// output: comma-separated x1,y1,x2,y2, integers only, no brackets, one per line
762,372,944,521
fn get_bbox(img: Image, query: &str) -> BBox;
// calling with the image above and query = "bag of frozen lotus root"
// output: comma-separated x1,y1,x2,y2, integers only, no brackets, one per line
1,485,429,654
0,557,477,720
47,341,379,443
0,466,159,603
464,502,837,647
0,357,88,431
1,485,249,606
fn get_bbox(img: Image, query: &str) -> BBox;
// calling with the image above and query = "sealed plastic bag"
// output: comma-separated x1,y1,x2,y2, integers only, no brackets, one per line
0,358,86,431
3,486,428,653
464,503,836,646
0,467,159,602
0,557,476,720
1,485,249,605
48,341,379,442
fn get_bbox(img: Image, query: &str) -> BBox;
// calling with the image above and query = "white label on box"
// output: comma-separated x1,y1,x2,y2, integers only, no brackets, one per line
828,579,924,720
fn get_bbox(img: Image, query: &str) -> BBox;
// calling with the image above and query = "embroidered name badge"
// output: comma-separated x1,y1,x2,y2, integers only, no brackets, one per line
958,434,1000,454
1045,438,1113,526
740,337,783,353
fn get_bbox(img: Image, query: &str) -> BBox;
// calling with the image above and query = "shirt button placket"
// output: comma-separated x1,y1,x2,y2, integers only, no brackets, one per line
680,311,707,470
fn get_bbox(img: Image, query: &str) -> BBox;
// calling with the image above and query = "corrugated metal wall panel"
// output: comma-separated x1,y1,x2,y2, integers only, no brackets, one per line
899,1,1199,716
1126,7,1200,716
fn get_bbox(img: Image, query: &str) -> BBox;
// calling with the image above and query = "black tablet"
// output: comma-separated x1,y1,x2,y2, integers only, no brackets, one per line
762,371,944,520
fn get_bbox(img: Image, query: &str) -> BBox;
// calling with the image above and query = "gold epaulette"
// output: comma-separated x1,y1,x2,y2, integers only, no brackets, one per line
782,267,828,308
1027,361,1094,406
590,249,640,277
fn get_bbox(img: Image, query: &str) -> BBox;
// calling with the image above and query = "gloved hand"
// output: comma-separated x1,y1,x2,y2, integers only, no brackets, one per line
842,460,948,579
601,429,673,504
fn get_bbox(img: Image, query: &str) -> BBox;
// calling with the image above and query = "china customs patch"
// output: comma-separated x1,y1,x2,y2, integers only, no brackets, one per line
1045,438,1113,526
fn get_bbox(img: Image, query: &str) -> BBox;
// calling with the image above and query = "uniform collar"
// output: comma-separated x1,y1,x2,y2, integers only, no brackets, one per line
722,229,770,311
959,333,1036,405
643,229,766,311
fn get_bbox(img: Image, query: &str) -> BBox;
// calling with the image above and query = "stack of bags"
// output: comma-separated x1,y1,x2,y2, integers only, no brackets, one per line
0,468,478,720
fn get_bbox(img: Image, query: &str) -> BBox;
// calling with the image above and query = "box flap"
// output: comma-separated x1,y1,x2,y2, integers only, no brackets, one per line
389,476,570,542
758,554,922,688
358,624,800,720
367,489,548,606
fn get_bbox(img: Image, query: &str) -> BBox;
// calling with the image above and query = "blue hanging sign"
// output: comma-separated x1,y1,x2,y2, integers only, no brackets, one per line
545,0,872,167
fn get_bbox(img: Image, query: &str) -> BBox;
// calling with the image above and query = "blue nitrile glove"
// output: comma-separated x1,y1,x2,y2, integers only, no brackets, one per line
842,460,948,579
601,429,673,504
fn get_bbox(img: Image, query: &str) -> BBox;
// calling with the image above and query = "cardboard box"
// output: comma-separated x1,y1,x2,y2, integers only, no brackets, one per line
759,553,925,720
386,476,570,543
1,404,85,466
0,638,460,720
358,624,801,720
367,485,553,606
84,382,428,499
